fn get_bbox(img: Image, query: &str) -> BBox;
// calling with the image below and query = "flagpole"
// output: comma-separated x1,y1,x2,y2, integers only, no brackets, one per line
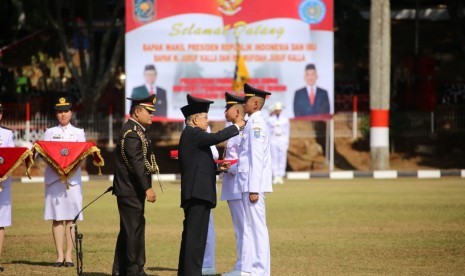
233,35,240,92
232,35,250,93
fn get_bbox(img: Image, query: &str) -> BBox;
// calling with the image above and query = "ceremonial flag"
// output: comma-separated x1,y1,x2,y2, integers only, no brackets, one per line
0,147,34,191
32,141,104,186
232,42,250,92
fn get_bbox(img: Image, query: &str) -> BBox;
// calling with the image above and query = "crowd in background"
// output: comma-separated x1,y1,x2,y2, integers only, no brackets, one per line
0,46,87,103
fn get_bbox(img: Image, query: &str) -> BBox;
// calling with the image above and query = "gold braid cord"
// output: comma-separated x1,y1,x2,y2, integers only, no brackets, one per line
0,149,34,192
32,143,104,187
121,129,165,193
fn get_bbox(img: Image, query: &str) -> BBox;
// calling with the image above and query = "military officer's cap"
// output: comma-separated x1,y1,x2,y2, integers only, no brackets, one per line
224,92,245,110
54,97,73,111
244,83,271,100
181,94,213,118
127,94,157,112
305,63,316,70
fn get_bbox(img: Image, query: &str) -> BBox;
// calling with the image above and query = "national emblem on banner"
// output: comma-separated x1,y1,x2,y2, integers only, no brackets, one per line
217,0,243,16
299,0,326,24
134,0,155,23
32,141,104,188
0,147,34,192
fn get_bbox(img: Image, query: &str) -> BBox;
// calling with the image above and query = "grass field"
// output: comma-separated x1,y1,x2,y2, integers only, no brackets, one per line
1,178,465,275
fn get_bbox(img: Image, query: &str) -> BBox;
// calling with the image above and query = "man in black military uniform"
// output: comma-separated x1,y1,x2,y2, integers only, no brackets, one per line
177,94,245,276
112,94,159,276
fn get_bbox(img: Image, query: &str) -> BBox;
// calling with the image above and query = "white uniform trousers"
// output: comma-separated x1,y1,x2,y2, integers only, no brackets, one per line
227,199,246,271
0,179,12,227
203,212,216,269
241,192,270,276
270,143,287,177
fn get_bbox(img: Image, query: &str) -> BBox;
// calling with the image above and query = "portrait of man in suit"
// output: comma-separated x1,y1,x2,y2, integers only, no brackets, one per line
131,64,167,116
293,63,330,117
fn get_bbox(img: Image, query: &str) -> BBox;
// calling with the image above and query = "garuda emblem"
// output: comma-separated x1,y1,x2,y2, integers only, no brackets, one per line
217,0,244,16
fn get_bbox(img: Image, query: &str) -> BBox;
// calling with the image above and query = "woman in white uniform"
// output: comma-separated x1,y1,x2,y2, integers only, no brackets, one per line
42,97,85,267
0,103,15,273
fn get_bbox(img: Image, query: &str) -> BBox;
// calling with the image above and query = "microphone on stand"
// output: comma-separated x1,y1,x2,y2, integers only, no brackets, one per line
72,186,113,276
73,186,113,223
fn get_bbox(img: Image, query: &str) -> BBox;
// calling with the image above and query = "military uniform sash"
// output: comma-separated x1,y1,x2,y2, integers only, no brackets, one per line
0,147,34,191
121,128,165,192
32,141,104,187
170,149,237,164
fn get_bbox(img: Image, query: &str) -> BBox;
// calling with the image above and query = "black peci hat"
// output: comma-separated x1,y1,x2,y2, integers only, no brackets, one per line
224,92,245,109
181,94,214,118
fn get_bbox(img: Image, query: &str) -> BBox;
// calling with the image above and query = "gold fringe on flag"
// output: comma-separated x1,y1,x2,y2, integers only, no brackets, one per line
0,149,34,192
32,142,104,189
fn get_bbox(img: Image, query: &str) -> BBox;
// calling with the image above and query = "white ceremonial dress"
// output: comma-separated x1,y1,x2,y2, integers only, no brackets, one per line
43,123,85,221
0,127,15,227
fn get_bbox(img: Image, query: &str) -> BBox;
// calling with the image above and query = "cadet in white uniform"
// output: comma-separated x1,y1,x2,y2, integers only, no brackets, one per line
43,97,85,268
267,102,290,184
220,92,249,276
233,84,273,276
0,103,15,273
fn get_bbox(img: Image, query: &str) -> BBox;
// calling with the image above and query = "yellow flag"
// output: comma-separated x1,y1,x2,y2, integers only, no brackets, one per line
232,47,250,92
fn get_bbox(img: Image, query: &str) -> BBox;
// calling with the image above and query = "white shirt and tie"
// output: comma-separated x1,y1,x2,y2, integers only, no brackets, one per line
306,85,316,106
145,84,156,95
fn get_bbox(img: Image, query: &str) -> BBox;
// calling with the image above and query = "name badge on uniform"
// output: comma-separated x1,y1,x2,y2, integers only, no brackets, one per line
253,127,261,138
52,133,63,140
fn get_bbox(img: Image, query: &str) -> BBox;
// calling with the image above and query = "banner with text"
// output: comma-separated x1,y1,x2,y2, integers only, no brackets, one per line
125,0,334,120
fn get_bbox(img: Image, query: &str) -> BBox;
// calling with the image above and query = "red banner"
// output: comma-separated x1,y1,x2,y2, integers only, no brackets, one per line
126,0,334,119
32,141,104,181
0,147,33,191
126,0,333,33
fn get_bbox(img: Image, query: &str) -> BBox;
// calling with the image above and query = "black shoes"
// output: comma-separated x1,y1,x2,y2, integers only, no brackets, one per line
64,262,74,267
0,266,4,272
52,261,64,267
52,261,74,267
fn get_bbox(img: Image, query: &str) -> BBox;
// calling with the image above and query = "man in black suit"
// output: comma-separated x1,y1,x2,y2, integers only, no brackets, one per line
177,94,245,276
112,94,159,276
131,64,167,117
293,63,330,117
